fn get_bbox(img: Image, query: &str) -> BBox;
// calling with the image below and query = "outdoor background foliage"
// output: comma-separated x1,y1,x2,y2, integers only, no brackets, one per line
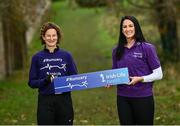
0,0,179,125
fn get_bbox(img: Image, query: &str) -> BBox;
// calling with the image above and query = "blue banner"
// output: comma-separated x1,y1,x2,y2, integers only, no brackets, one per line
54,68,129,94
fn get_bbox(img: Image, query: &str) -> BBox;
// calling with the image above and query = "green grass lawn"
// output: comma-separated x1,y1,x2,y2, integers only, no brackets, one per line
0,1,180,125
0,72,37,125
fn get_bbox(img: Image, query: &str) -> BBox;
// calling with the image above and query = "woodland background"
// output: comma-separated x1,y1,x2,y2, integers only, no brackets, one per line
0,0,179,124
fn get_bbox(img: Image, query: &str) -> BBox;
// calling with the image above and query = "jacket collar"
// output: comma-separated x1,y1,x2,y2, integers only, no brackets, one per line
44,46,59,53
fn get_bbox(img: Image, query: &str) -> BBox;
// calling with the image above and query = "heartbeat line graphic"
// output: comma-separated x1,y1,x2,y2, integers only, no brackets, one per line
40,64,66,71
55,81,88,89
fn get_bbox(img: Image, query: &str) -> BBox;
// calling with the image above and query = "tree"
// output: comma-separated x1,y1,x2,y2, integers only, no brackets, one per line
1,0,27,76
0,0,51,77
123,0,180,61
153,0,179,61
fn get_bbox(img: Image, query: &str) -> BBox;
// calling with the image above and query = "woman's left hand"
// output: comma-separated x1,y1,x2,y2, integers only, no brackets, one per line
129,76,143,85
105,84,111,88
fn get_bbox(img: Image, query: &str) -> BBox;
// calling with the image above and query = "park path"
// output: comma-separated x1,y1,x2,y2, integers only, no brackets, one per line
52,2,111,73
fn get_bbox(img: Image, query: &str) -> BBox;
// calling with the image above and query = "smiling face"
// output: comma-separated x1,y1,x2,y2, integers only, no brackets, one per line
42,28,58,48
122,19,135,40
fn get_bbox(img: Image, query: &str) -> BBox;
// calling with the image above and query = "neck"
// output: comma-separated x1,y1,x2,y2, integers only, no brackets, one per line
126,38,135,48
46,46,57,53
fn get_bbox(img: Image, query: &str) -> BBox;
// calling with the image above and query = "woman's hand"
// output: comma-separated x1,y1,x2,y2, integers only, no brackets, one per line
129,76,143,85
105,84,112,88
45,75,55,85
51,75,55,82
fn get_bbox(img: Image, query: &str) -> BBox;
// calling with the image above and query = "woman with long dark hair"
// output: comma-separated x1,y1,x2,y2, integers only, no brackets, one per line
112,16,163,125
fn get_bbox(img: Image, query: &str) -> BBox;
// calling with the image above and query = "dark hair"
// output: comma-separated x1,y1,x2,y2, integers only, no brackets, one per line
115,16,146,60
40,22,63,44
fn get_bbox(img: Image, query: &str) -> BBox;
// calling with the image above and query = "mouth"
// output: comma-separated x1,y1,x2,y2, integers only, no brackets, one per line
126,33,133,36
126,31,132,34
48,40,56,43
125,31,134,36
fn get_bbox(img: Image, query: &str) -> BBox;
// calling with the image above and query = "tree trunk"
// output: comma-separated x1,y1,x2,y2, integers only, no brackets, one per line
2,1,27,76
2,16,13,76
154,0,179,61
0,18,6,79
11,21,27,70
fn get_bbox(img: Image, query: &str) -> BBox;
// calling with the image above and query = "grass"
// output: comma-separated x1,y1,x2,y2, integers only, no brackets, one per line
0,72,37,124
154,77,180,124
0,0,180,125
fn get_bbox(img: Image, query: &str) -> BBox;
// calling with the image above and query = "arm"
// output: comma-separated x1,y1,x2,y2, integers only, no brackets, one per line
67,53,78,75
129,44,163,85
28,56,50,89
143,66,163,82
129,66,163,85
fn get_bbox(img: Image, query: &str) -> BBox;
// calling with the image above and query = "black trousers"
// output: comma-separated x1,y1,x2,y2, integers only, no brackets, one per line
37,92,74,125
117,95,154,125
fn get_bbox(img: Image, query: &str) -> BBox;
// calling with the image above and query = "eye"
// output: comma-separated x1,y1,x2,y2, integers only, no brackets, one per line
123,25,127,28
129,24,134,27
52,34,57,37
45,35,51,38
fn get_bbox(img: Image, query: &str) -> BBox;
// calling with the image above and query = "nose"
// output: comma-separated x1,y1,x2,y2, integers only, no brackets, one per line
126,26,131,31
50,36,54,40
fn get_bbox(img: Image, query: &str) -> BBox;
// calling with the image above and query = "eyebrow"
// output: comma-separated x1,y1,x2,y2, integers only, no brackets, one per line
123,23,134,26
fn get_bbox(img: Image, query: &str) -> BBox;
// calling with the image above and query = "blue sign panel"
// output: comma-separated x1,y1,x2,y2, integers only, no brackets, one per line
54,68,129,94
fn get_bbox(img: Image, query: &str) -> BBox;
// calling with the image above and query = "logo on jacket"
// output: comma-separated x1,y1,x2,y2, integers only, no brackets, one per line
40,63,66,71
133,52,143,58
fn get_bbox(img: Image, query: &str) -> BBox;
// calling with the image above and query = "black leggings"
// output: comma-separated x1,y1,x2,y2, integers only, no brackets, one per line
117,95,154,125
37,93,74,125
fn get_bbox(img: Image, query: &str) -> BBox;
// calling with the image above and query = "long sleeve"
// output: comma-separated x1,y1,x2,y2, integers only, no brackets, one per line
28,56,48,89
143,66,163,82
142,43,163,82
67,53,78,75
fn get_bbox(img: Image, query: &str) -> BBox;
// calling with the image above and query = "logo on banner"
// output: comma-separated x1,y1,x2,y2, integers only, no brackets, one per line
100,74,105,82
55,76,88,89
100,73,127,83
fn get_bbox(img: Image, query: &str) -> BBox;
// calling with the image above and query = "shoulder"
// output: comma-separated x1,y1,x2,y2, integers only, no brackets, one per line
31,50,44,60
59,49,72,56
139,42,157,53
140,42,156,49
58,49,74,59
112,46,118,54
140,42,158,57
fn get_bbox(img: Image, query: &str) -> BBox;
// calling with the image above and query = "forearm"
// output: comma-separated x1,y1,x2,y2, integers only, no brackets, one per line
142,67,163,82
28,75,52,89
